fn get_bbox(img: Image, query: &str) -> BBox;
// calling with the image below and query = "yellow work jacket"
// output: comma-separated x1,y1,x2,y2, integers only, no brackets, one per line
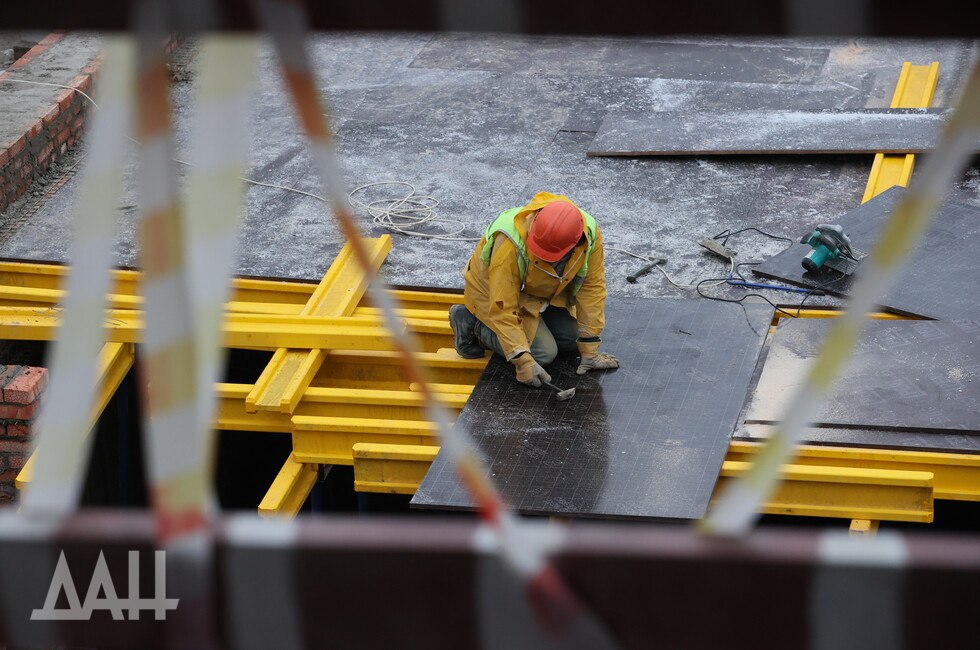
462,193,607,360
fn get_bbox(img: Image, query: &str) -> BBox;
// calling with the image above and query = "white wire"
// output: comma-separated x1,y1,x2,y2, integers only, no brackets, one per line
348,181,480,242
607,246,731,289
0,77,102,110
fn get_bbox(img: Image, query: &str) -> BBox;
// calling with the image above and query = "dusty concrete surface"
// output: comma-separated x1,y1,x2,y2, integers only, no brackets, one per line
1,33,977,312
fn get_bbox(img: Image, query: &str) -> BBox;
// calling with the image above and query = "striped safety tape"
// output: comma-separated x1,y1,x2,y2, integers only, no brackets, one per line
20,38,136,516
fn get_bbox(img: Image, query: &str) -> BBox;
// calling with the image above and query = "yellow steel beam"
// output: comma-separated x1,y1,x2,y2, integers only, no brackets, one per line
773,308,915,323
257,454,318,517
714,460,933,522
214,382,467,431
0,260,318,305
353,443,438,494
727,440,980,501
0,307,399,351
16,341,135,488
311,348,487,391
365,288,462,312
861,61,939,203
247,237,392,414
291,416,439,465
849,519,879,537
343,443,935,523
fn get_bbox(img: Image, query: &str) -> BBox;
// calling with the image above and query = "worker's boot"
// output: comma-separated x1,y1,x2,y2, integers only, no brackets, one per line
449,304,485,359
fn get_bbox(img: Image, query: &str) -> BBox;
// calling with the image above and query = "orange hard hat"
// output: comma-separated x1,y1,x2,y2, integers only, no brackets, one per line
527,201,584,262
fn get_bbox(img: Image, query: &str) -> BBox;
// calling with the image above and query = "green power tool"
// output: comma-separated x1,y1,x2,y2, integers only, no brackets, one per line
800,224,863,275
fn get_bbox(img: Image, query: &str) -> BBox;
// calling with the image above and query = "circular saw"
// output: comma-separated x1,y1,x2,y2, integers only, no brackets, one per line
800,224,864,275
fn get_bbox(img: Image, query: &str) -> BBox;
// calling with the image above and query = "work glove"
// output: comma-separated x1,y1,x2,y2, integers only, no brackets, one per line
511,352,552,387
576,341,620,375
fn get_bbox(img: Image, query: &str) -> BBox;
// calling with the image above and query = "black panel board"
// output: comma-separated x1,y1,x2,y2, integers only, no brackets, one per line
744,318,980,438
586,109,976,156
753,187,980,321
412,297,772,521
411,33,829,84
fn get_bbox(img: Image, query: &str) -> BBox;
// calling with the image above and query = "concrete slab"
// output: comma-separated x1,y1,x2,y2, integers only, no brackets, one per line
0,33,977,313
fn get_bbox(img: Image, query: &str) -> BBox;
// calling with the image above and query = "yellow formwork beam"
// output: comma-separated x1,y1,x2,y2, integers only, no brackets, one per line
714,461,934,523
861,61,939,203
310,348,488,391
247,237,392,414
0,307,399,351
727,440,980,501
0,260,318,306
291,416,439,465
773,308,916,323
16,341,135,488
258,454,319,517
343,443,935,523
215,382,468,430
353,443,438,494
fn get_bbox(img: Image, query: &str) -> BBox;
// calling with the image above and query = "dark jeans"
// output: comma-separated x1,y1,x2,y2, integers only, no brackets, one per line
473,306,578,365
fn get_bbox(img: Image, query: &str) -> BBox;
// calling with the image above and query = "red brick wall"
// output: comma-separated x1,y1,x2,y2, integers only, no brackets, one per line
0,365,46,502
0,33,102,213
0,33,182,214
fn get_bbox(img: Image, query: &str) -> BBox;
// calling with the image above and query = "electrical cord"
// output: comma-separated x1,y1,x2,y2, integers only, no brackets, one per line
711,226,793,247
348,181,480,241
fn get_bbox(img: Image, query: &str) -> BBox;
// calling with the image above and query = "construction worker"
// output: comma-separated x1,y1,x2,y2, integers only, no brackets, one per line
449,192,619,387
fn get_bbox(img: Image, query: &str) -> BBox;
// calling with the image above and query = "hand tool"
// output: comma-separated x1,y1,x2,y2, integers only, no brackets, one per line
627,257,665,283
542,380,575,401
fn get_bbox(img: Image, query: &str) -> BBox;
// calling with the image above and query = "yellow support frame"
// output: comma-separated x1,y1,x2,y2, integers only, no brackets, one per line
353,443,438,494
345,444,936,523
292,416,439,465
861,61,939,203
247,236,392,414
713,461,933,523
727,440,980,501
258,454,319,517
0,307,399,351
16,342,135,488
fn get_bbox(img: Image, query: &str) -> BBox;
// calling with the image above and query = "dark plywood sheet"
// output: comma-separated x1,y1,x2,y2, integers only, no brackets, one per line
753,187,980,321
412,298,772,521
586,109,977,156
737,318,980,453
411,33,829,84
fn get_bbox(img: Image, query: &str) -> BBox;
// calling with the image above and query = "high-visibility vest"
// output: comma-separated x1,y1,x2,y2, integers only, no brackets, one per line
479,205,597,296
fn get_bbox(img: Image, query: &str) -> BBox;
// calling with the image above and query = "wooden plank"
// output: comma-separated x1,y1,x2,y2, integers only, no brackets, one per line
586,108,974,156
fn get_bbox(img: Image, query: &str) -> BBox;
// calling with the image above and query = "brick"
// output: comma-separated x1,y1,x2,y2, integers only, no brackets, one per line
57,90,74,113
0,439,30,454
6,423,30,438
0,402,38,420
8,136,26,158
0,469,19,485
41,105,61,128
56,128,70,146
73,115,85,131
7,454,28,470
38,142,55,163
3,367,47,404
0,148,10,168
27,118,43,140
